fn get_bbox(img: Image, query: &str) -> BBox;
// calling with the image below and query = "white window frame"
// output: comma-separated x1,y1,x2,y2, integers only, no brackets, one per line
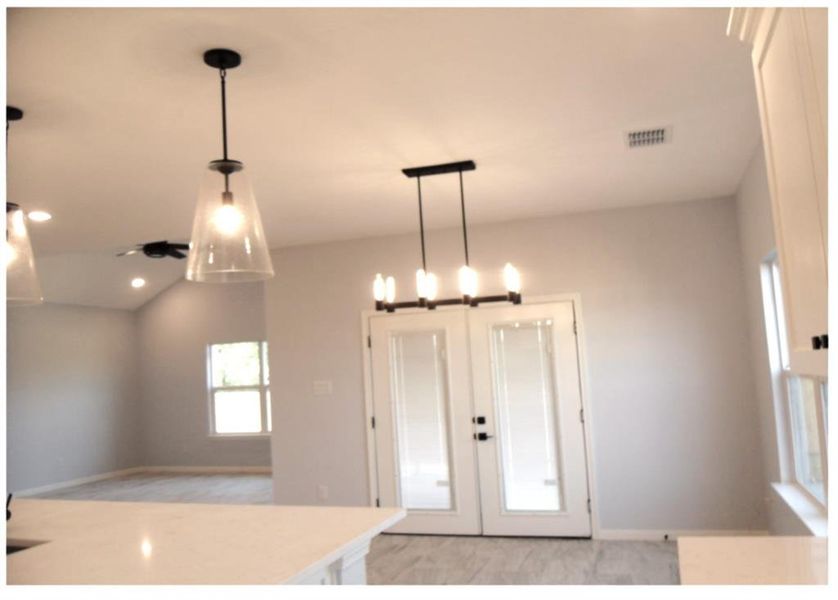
761,253,828,509
207,341,271,437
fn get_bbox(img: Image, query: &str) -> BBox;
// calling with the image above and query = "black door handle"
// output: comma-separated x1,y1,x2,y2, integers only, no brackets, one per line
474,432,494,441
812,334,829,350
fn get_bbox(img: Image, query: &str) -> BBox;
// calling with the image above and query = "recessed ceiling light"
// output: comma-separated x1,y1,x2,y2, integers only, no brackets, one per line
131,277,146,289
28,210,52,222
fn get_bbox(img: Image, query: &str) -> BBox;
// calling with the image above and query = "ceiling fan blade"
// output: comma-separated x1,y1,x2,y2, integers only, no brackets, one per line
170,243,190,251
168,249,188,259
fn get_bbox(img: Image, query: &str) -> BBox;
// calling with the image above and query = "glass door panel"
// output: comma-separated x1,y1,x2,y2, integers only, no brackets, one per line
390,330,453,510
491,320,562,512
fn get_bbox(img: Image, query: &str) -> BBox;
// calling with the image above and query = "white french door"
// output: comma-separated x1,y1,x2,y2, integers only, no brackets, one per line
370,309,481,534
468,303,591,537
369,301,591,537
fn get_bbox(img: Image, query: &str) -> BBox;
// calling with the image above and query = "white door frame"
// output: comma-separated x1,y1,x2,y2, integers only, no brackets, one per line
360,293,601,539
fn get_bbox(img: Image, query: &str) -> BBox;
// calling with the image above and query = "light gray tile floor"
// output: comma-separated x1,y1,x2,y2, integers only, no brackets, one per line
32,471,274,505
31,472,679,584
367,533,679,585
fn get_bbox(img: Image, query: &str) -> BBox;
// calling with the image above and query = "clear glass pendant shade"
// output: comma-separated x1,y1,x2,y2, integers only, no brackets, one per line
186,161,274,283
5,203,43,305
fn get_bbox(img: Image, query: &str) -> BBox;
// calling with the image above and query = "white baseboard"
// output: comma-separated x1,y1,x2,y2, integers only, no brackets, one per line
597,529,769,541
14,466,147,497
142,465,272,475
14,465,272,497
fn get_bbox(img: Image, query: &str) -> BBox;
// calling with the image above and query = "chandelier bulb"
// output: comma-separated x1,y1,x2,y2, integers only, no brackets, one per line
503,263,521,294
425,272,439,301
416,268,427,299
459,265,478,298
373,273,386,302
385,276,396,303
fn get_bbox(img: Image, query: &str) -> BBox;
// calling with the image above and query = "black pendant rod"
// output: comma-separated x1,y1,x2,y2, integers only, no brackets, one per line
417,176,427,271
219,68,229,161
6,106,23,153
459,170,470,266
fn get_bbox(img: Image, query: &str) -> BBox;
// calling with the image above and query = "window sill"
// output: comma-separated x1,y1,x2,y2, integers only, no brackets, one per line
772,482,827,537
208,433,272,440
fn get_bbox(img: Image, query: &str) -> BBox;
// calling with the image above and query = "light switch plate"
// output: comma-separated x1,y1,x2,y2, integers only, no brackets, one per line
313,380,333,395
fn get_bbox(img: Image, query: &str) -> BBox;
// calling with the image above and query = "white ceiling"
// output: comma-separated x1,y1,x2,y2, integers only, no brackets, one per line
7,8,760,310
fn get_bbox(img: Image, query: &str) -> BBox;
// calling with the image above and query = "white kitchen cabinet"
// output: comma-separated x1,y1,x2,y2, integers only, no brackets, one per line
730,8,828,377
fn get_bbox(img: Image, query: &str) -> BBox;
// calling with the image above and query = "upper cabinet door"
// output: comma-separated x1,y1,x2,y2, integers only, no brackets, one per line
733,8,828,376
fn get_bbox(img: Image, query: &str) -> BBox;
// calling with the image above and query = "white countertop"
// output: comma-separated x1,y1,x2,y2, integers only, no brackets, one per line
677,536,827,585
7,498,405,584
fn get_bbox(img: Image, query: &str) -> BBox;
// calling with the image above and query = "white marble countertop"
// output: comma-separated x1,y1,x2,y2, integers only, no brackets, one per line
7,498,405,584
677,536,827,584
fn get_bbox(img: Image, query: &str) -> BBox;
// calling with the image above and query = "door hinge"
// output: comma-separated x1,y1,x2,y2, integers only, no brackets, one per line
367,335,372,348
579,408,584,423
376,498,381,507
587,498,592,514
371,416,376,429
573,321,578,335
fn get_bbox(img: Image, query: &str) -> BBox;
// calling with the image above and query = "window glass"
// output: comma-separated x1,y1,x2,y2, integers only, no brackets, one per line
769,258,790,370
788,376,825,502
213,390,262,434
211,342,261,387
262,342,270,385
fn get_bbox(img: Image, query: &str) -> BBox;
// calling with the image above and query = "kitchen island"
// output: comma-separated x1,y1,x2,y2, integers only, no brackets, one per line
7,498,404,584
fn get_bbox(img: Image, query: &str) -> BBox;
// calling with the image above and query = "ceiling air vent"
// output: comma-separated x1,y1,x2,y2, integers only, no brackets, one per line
626,127,669,148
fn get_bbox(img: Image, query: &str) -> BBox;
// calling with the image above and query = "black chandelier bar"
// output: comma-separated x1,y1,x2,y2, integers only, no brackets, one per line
374,160,522,313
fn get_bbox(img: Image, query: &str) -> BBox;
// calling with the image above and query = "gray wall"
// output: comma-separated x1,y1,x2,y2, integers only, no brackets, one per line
266,196,768,531
6,304,142,491
734,145,811,535
137,280,271,467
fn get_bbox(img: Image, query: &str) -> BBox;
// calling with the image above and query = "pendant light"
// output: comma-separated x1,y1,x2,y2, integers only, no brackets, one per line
186,49,274,283
374,160,521,312
5,106,43,306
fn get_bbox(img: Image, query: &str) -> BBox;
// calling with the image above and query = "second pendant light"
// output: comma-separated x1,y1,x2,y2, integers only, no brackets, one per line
186,48,274,283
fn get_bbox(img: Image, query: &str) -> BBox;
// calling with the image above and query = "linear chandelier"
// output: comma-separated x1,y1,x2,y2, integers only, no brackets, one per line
373,160,521,312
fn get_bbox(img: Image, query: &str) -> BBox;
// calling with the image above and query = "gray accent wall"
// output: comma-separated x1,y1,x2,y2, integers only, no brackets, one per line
136,280,271,467
6,304,142,492
265,196,768,532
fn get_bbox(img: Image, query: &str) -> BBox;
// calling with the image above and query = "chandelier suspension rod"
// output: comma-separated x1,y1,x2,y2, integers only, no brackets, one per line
417,176,427,271
459,170,469,266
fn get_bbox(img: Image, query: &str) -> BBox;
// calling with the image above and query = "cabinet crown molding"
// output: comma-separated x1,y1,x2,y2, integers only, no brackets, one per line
727,7,774,46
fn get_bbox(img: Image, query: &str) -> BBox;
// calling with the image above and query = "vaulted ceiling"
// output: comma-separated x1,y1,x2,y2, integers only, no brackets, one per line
7,7,760,309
